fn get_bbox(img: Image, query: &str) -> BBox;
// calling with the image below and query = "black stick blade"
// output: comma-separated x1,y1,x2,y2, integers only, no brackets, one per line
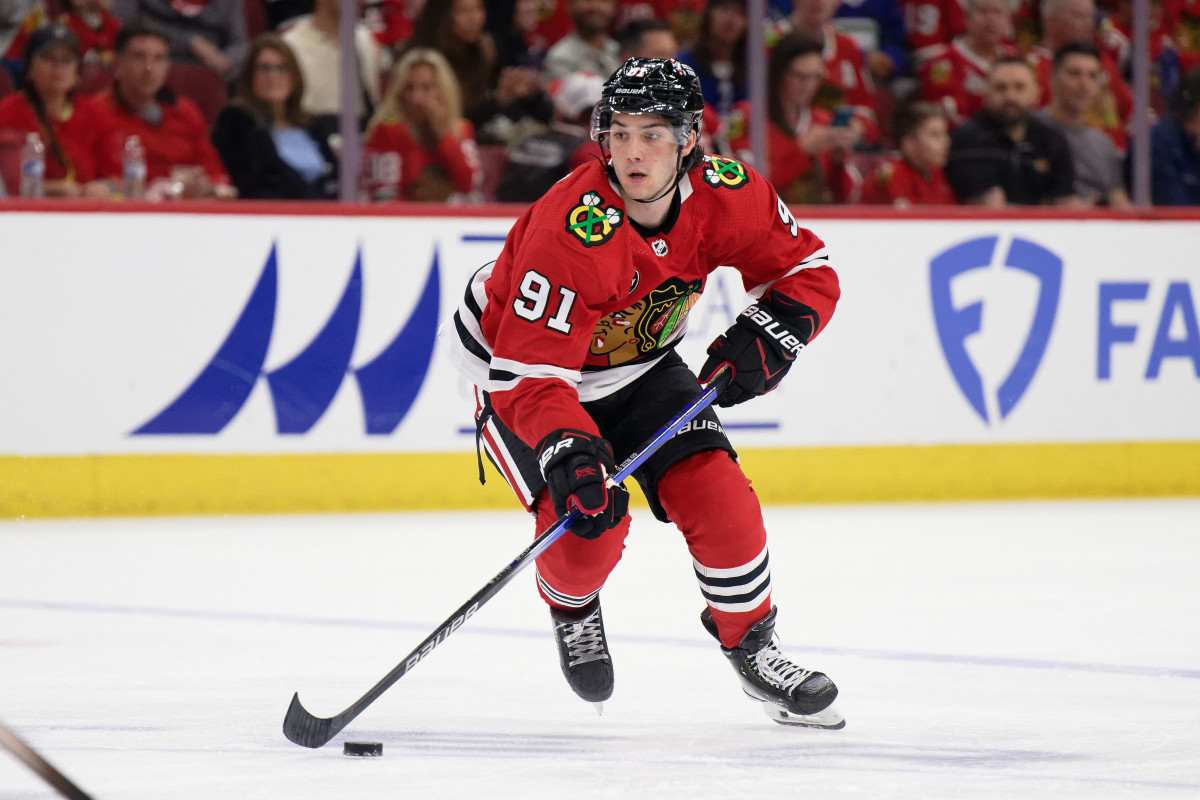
282,692,340,748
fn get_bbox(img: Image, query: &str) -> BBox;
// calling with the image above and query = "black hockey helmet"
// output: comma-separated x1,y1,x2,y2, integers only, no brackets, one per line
591,58,705,197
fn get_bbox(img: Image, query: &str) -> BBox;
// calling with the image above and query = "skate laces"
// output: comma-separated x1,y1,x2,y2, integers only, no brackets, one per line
753,637,814,693
557,609,609,667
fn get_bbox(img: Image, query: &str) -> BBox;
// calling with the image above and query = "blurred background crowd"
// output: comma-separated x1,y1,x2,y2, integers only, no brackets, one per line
0,0,1196,206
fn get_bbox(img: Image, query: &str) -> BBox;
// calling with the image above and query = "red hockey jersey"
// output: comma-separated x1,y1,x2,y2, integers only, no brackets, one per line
919,37,1019,127
451,156,840,449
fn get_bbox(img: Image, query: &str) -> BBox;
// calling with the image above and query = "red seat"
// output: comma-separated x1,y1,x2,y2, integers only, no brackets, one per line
165,63,228,126
475,144,509,202
243,0,269,39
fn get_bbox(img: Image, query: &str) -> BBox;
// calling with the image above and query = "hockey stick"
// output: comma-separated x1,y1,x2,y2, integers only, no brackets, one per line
0,715,94,800
283,368,732,748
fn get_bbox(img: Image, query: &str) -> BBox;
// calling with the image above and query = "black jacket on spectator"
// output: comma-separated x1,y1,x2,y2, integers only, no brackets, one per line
211,105,338,200
945,110,1075,205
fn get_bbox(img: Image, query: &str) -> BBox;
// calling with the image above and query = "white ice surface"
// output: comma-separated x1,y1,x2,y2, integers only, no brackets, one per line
2,499,1199,799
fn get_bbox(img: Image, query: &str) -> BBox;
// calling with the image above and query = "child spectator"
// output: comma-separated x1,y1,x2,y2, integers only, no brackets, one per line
728,31,860,204
361,46,482,201
212,33,338,200
0,25,119,197
864,100,956,204
98,21,233,199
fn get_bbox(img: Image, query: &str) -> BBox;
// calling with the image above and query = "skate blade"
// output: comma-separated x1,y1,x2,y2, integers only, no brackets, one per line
592,701,605,716
761,701,845,730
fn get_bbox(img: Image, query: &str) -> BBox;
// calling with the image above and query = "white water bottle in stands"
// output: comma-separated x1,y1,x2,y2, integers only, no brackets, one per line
19,131,45,198
123,134,147,199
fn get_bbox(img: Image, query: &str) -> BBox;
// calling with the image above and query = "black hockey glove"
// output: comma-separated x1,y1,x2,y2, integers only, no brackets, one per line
698,295,818,408
537,429,630,540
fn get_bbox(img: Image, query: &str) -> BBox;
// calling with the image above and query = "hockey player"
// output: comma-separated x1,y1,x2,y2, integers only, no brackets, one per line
450,58,844,729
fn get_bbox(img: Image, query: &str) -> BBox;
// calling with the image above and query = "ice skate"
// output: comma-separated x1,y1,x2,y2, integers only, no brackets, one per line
701,606,844,729
551,598,613,708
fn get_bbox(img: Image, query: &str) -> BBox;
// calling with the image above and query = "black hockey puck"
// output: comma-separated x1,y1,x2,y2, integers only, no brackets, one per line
343,741,383,757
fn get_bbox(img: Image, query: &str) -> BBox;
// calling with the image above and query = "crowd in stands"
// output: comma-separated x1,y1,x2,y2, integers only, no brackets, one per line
0,0,1197,205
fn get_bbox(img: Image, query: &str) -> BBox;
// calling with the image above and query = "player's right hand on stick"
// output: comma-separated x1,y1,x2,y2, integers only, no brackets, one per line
537,429,629,539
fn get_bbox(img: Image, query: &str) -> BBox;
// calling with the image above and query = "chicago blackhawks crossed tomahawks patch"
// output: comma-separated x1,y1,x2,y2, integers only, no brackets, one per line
566,192,624,247
702,155,749,189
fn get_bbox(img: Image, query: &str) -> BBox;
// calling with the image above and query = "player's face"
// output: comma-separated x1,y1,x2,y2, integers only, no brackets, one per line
987,62,1039,124
904,115,951,170
1052,53,1102,114
607,112,694,202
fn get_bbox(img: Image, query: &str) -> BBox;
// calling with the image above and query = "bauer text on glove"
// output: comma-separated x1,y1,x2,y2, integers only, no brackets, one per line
698,294,819,407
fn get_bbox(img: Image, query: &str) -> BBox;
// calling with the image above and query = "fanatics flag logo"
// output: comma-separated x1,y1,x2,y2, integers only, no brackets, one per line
702,155,748,189
566,191,624,248
930,235,1062,424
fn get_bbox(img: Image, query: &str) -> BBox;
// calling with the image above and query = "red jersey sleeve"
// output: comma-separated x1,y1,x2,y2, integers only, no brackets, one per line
433,119,482,195
701,161,840,341
361,121,406,201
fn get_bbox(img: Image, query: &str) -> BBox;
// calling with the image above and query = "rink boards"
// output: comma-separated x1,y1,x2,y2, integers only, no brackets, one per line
1,202,1198,517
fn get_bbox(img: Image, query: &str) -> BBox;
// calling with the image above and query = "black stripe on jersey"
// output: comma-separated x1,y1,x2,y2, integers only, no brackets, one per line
489,366,519,383
454,311,491,366
693,554,769,588
462,262,490,321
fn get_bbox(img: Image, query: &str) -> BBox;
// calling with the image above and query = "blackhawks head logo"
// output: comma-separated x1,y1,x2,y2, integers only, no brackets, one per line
588,278,703,366
703,155,749,189
566,191,624,247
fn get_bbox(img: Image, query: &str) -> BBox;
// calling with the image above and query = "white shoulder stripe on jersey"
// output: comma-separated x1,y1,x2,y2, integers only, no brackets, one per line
746,247,831,299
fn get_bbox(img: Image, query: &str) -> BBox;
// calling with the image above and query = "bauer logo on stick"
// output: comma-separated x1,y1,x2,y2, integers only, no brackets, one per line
566,192,624,247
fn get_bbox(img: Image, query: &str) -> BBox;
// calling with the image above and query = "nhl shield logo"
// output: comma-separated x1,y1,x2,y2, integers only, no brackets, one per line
650,238,669,257
566,191,624,247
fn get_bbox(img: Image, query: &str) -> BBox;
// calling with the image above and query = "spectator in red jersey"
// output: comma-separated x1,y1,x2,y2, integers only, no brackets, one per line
727,31,860,204
98,20,233,199
361,46,482,201
918,0,1020,128
1027,0,1132,153
902,0,967,64
5,0,123,69
0,25,119,197
773,0,880,145
864,100,956,204
212,33,338,199
111,0,247,79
